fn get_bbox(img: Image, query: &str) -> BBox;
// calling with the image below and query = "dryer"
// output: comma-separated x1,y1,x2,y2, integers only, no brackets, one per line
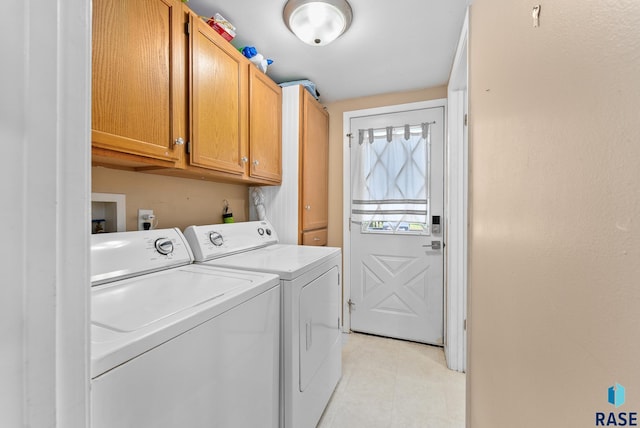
90,228,280,428
184,221,342,428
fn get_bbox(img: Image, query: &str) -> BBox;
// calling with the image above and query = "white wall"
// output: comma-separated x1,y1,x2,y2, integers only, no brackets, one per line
0,0,91,426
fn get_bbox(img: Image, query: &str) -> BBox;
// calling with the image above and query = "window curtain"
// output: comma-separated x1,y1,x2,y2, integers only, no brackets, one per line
351,123,432,223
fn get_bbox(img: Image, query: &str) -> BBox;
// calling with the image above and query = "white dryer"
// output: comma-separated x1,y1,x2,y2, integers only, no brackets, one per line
90,228,280,428
184,221,342,428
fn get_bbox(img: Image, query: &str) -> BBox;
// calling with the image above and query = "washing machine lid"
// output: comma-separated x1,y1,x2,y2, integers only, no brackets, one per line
90,264,279,378
201,244,341,280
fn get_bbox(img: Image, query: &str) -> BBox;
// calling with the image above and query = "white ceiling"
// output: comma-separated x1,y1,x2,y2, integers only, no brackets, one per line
186,0,469,103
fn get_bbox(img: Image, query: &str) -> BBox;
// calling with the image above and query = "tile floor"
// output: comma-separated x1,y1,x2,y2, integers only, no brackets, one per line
317,333,465,428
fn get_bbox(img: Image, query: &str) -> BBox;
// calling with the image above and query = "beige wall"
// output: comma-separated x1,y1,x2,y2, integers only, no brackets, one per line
324,86,447,248
468,1,640,427
92,167,250,231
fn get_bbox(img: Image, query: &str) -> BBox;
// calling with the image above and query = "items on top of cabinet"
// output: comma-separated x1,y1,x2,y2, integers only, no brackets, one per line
206,13,236,41
280,79,320,100
240,46,273,74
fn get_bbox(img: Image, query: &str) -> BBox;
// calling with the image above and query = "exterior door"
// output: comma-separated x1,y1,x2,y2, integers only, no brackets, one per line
349,107,444,345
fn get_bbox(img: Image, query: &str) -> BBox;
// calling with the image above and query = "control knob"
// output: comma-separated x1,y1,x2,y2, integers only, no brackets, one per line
209,231,224,247
154,238,174,255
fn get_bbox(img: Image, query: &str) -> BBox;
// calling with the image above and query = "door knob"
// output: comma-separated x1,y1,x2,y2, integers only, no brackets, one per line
422,240,442,250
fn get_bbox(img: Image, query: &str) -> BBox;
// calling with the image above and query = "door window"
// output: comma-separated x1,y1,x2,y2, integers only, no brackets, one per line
351,123,433,235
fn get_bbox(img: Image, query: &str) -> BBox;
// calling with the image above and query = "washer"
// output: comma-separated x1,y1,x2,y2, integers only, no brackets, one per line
184,221,342,428
90,228,280,428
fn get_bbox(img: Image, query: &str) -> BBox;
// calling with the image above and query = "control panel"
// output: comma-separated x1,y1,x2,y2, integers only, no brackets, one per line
90,228,193,285
184,221,278,262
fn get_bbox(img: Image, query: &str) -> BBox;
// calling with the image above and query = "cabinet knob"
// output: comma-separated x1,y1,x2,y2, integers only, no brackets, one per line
253,159,260,166
174,137,185,146
241,156,248,163
305,205,311,211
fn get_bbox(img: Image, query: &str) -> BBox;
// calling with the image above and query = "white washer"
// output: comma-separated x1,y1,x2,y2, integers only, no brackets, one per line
90,228,280,428
184,221,342,428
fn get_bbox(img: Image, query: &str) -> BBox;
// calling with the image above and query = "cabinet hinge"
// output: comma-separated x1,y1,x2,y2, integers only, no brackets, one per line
186,141,191,154
346,133,353,147
348,217,351,231
464,113,468,126
184,22,191,35
464,319,467,330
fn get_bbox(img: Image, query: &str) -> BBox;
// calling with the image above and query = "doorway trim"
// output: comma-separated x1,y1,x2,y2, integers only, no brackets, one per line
3,0,91,425
342,99,449,340
446,7,469,373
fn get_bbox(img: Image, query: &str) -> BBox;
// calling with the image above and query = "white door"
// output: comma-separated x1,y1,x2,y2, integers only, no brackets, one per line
349,107,444,345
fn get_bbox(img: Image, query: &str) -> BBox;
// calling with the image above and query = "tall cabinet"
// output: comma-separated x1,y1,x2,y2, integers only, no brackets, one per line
253,86,329,245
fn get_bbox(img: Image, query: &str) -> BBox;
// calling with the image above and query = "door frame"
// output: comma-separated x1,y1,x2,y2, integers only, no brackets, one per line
342,98,449,337
3,0,91,425
446,7,469,373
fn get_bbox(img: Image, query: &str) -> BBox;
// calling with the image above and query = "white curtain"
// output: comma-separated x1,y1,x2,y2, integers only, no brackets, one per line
351,123,431,223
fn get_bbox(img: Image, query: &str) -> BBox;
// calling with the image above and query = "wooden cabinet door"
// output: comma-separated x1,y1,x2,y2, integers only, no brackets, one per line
92,0,184,162
300,88,329,233
190,17,247,175
248,66,282,183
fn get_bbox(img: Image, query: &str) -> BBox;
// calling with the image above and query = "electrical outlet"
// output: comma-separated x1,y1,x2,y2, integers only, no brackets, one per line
138,209,154,231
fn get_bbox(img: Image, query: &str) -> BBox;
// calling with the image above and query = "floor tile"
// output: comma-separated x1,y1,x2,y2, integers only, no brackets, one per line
318,332,466,428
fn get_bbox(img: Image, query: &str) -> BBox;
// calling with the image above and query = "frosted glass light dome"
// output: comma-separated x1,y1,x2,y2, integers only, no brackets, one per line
283,0,353,46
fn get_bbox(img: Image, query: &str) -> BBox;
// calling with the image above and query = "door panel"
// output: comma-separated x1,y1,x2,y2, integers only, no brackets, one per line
350,107,444,345
249,67,282,182
92,0,184,162
298,267,340,392
300,89,329,232
190,18,247,174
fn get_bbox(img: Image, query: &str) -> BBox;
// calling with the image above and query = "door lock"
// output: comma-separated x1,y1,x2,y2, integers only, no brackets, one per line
422,240,442,250
432,215,441,234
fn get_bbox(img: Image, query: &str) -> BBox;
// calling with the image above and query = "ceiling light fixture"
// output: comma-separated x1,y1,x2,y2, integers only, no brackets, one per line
283,0,353,47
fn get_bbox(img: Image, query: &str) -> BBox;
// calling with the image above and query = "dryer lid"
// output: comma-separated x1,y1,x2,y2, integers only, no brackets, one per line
202,244,340,280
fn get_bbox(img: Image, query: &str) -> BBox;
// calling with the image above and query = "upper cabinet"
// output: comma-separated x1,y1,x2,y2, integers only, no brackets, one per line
248,66,283,182
92,0,186,167
189,14,247,176
186,14,282,184
92,0,282,184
